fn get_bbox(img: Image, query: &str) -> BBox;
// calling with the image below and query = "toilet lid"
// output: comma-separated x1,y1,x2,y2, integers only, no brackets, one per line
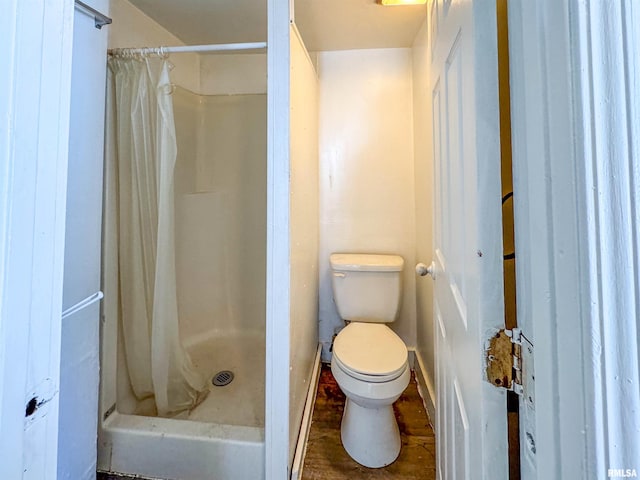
333,323,407,377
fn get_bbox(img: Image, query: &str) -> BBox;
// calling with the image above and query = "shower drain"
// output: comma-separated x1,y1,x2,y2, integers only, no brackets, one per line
212,370,234,387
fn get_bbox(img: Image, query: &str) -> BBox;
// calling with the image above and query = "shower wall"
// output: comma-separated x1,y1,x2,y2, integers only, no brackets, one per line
173,88,267,346
109,89,266,416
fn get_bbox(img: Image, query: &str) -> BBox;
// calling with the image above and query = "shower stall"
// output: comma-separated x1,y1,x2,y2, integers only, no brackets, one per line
97,49,267,479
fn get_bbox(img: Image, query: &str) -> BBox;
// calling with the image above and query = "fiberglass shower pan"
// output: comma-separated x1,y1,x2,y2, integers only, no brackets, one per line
97,87,267,480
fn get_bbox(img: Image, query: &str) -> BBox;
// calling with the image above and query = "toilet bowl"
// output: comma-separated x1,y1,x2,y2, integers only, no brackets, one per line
331,322,410,468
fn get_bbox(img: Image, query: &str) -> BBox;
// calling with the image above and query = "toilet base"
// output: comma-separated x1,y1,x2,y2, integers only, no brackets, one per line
340,397,401,468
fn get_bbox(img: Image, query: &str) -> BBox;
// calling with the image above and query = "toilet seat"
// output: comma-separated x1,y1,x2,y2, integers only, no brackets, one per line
333,323,408,383
333,353,408,383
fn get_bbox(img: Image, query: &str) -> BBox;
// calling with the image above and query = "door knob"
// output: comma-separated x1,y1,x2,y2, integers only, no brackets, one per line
415,261,436,279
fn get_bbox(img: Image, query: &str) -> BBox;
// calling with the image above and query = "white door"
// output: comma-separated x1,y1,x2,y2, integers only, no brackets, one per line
429,1,508,479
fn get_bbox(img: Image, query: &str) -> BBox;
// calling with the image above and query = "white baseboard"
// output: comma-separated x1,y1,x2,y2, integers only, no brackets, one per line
413,349,436,430
290,344,322,480
407,347,416,369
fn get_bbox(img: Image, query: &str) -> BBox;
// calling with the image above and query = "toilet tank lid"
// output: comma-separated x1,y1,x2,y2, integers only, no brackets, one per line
330,253,404,272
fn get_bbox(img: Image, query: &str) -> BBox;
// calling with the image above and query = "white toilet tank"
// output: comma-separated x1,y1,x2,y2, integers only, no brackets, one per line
330,253,404,323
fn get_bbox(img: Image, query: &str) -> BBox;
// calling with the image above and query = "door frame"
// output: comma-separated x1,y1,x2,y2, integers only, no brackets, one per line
509,1,639,478
0,0,75,477
265,0,292,478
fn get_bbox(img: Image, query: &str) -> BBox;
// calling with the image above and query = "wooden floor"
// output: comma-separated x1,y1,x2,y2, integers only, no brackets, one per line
301,364,436,480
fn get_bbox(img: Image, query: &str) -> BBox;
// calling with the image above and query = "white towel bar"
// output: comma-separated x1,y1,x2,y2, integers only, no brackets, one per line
62,291,104,320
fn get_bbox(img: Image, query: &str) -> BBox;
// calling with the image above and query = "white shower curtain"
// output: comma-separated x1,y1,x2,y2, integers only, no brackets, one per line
105,55,206,417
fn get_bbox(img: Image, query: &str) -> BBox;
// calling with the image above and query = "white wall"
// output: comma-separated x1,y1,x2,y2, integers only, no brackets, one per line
317,48,417,359
107,0,199,92
288,25,319,466
411,20,435,419
200,54,267,95
58,3,109,478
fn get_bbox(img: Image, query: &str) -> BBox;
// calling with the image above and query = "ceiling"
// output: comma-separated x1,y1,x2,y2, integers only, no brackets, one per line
294,0,427,51
127,0,427,52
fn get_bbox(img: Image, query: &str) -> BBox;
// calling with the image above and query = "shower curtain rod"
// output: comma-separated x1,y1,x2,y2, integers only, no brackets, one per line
108,42,267,56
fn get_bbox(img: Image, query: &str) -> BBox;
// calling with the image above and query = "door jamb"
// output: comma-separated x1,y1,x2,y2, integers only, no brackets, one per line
0,0,75,477
509,1,640,478
265,0,292,478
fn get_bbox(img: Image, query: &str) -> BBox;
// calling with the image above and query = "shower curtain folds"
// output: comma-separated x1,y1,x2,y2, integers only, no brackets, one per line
106,55,207,417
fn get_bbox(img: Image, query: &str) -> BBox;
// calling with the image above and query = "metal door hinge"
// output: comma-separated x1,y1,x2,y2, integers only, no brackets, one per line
486,328,534,406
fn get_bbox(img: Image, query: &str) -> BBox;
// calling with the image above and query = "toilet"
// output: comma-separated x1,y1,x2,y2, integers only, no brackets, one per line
329,253,410,468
